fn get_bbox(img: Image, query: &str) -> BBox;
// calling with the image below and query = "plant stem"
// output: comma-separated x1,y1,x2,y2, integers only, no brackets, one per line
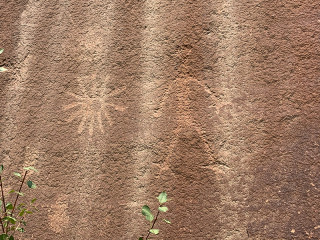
0,175,6,233
0,215,4,233
12,216,24,237
146,207,160,240
5,171,28,234
11,171,28,217
0,176,6,215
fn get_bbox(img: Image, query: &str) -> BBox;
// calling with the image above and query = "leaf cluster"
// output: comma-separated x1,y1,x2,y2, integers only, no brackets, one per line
0,165,38,240
139,191,171,240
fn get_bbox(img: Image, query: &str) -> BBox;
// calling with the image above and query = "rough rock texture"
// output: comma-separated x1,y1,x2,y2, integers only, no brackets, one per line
0,0,320,239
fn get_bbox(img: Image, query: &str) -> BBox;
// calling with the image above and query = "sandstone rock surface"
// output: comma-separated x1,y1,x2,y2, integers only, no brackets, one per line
0,0,319,239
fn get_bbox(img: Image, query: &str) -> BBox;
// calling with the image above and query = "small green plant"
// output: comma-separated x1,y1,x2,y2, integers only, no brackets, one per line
0,49,7,72
0,165,38,240
139,191,171,240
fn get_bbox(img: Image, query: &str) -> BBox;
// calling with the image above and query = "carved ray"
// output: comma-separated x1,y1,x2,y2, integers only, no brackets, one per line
78,114,87,134
63,102,84,111
105,103,125,111
66,92,84,100
88,114,94,136
97,110,104,133
65,110,85,122
107,86,126,97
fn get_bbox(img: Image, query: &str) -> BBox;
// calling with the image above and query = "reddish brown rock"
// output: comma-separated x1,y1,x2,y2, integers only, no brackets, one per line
0,0,319,239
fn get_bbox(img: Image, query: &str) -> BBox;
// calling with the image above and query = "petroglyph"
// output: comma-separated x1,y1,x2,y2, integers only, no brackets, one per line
64,75,126,136
155,76,223,173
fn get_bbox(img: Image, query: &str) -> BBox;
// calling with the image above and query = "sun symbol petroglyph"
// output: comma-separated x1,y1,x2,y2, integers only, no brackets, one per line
64,76,126,136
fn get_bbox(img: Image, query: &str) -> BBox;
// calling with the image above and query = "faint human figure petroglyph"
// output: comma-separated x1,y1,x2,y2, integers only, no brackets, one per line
48,195,69,233
153,45,228,174
155,76,221,173
63,75,126,136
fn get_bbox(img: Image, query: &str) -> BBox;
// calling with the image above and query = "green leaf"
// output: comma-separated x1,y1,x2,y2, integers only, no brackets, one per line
149,229,159,235
13,172,21,178
138,238,143,240
158,206,168,212
17,227,24,233
21,221,26,226
18,203,25,209
141,205,154,222
19,209,26,217
23,166,38,172
8,236,13,240
32,205,39,211
157,191,167,204
6,203,13,210
0,234,8,240
0,49,4,55
0,165,3,174
3,216,16,224
163,219,171,224
9,190,23,196
31,198,37,204
0,67,7,72
27,180,36,189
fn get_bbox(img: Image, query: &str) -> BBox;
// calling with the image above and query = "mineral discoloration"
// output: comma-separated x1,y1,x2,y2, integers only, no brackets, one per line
48,195,69,233
0,0,319,239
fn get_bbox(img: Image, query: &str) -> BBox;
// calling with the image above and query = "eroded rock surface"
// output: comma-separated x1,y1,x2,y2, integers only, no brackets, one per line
0,0,319,239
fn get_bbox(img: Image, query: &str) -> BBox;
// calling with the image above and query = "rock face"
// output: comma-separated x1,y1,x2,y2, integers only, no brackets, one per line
0,0,319,239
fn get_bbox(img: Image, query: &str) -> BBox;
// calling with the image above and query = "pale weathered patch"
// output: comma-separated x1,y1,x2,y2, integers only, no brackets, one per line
24,146,43,171
48,195,69,233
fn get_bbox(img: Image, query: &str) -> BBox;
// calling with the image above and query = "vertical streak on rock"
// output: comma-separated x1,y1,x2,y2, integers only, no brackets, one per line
1,0,43,159
215,1,242,238
126,0,166,237
64,1,116,238
153,1,222,238
244,2,320,238
208,1,250,239
103,1,145,238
